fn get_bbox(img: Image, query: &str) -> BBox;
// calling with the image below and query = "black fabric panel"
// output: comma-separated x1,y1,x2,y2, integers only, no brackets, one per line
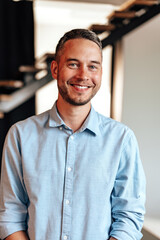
0,0,35,175
0,0,34,80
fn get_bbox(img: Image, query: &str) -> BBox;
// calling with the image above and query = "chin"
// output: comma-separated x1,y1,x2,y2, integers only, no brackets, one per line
67,99,91,106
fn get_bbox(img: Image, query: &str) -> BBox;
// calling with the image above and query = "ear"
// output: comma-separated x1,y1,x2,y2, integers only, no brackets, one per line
51,60,58,79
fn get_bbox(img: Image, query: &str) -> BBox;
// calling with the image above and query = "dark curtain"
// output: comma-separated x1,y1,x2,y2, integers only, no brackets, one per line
0,0,35,174
0,0,34,80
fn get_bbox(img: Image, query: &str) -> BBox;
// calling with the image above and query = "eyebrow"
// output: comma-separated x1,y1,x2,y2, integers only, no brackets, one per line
90,60,101,65
66,58,101,65
66,58,79,62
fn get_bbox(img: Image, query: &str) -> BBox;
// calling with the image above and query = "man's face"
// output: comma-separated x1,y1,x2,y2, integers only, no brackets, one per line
52,38,102,106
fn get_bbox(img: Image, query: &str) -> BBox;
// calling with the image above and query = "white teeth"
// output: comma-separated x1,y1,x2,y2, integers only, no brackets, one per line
74,85,88,89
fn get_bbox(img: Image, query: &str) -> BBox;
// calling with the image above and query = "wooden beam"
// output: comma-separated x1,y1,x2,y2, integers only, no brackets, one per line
0,73,53,112
102,4,160,48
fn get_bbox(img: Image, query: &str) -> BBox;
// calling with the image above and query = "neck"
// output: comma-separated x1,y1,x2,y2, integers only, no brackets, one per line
56,96,91,132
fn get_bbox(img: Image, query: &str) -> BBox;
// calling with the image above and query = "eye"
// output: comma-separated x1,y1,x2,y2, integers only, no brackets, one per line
68,63,79,69
89,65,98,71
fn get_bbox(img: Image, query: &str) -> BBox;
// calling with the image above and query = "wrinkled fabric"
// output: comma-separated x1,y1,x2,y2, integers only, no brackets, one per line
0,103,146,240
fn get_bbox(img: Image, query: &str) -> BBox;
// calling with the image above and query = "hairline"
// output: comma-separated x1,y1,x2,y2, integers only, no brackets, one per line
55,29,102,62
56,38,102,62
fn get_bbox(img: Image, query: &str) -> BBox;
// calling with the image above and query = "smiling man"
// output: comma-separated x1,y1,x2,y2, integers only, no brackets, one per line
53,38,102,106
0,29,145,240
51,36,102,132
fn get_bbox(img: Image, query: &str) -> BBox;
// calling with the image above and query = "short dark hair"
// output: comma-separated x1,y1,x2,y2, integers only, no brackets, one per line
55,28,102,62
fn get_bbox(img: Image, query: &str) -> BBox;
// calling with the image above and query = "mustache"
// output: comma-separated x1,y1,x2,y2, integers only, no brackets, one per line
67,79,95,88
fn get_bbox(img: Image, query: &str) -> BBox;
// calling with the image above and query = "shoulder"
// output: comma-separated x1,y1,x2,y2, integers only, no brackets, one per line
7,109,50,139
95,111,135,143
96,111,129,132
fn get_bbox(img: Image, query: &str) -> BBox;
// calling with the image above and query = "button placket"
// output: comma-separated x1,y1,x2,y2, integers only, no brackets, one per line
61,134,75,240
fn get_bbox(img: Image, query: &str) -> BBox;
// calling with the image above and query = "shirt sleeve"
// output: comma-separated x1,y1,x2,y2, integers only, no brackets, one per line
0,125,28,240
109,130,146,240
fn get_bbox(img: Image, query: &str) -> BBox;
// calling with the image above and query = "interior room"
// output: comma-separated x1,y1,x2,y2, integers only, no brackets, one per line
0,0,160,239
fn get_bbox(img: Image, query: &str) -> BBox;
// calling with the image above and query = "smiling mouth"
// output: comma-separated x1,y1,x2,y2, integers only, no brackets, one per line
70,84,92,89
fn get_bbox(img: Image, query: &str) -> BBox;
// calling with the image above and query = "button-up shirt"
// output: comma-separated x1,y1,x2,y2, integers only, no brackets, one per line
0,102,146,240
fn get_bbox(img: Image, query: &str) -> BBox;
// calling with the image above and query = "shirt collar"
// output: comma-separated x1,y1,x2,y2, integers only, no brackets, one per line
81,106,100,136
49,102,65,128
48,102,100,136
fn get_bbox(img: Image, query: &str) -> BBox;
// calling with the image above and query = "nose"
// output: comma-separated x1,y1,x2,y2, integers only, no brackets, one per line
76,66,89,81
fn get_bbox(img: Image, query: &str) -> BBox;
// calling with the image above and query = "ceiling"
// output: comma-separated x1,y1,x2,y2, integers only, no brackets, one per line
34,0,128,26
33,0,127,5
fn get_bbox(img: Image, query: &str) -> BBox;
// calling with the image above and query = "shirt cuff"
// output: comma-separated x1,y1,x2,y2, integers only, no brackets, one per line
109,222,143,240
0,223,26,240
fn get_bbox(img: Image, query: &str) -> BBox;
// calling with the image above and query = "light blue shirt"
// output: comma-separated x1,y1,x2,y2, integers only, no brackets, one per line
0,102,145,240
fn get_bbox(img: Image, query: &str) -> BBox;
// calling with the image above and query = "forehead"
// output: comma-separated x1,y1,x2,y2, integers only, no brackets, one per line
61,38,102,62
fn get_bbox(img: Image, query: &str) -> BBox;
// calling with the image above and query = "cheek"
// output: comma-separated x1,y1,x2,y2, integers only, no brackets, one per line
58,68,74,83
57,71,66,85
93,73,102,86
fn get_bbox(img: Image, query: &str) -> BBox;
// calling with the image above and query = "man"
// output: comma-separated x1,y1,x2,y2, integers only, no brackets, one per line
0,29,145,240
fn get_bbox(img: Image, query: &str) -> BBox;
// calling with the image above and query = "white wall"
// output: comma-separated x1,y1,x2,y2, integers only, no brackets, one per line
121,15,160,218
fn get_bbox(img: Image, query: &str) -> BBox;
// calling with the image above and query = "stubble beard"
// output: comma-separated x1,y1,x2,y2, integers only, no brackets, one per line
57,71,100,106
57,79,100,106
58,84,96,106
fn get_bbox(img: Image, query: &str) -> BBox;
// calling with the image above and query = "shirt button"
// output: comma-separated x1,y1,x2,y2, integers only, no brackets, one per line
68,167,72,172
64,236,68,240
59,126,63,130
70,135,74,140
66,200,70,205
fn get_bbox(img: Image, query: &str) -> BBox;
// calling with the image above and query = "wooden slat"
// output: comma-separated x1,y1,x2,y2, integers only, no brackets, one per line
35,53,55,64
0,94,12,101
108,10,136,21
0,112,4,119
19,65,42,73
0,80,23,88
119,0,159,12
89,24,116,32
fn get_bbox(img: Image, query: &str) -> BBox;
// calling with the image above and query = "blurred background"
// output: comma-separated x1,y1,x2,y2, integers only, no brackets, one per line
0,0,160,239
